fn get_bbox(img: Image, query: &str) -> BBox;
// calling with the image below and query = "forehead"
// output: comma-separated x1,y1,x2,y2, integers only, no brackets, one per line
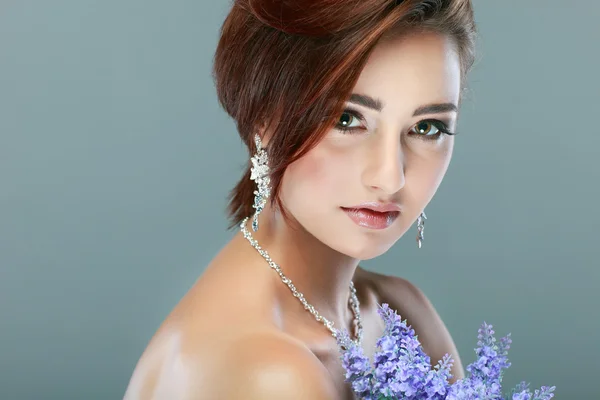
352,32,461,112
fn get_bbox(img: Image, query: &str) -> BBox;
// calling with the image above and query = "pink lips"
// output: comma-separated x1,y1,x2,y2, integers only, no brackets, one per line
341,202,401,230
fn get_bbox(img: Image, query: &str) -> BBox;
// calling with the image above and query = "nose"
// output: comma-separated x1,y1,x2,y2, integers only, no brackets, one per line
362,136,406,195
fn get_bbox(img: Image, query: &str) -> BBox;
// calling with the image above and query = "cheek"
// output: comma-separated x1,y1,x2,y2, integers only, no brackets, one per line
409,139,454,197
435,139,454,179
280,146,350,208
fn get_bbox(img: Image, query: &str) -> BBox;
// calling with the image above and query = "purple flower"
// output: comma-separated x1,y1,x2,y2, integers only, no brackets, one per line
338,303,555,400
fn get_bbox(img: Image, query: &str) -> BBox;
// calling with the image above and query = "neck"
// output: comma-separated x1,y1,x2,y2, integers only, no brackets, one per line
240,204,360,327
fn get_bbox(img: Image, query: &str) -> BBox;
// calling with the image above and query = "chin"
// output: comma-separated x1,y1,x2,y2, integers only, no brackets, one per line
295,212,401,260
345,241,395,260
322,232,397,260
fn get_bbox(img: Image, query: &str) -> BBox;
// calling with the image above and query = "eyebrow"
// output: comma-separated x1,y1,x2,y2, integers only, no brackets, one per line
348,93,458,116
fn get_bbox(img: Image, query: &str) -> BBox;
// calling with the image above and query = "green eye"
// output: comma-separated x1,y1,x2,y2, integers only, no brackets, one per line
339,112,354,127
414,121,439,136
410,119,455,140
336,110,364,132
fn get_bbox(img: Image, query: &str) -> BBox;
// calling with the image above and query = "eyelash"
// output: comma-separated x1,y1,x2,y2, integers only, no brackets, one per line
335,109,457,140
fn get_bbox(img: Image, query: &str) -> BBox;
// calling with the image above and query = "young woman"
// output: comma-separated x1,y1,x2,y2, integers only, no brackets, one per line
125,0,477,398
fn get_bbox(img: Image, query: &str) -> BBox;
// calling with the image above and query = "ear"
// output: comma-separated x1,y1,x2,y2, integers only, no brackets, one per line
256,103,287,148
254,117,279,149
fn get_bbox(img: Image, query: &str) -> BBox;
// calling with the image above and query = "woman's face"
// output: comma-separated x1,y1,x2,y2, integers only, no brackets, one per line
279,32,462,260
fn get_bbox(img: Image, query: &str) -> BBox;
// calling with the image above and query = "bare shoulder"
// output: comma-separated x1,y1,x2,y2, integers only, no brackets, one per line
123,322,211,400
125,240,339,399
219,331,340,400
359,268,465,381
124,256,337,399
124,327,338,400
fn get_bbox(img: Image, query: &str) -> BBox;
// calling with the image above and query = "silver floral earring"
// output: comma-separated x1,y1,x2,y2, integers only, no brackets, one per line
249,134,271,232
416,211,427,249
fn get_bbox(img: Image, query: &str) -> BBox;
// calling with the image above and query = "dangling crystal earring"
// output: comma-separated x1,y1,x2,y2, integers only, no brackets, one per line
249,134,271,231
416,211,427,249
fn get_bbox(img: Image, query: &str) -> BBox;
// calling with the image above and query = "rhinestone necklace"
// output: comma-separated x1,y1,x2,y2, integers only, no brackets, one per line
240,217,363,346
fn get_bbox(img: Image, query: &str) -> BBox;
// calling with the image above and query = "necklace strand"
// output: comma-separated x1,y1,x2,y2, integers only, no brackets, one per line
240,217,363,345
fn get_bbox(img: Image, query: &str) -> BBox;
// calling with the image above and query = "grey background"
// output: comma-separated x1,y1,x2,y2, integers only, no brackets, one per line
1,0,598,398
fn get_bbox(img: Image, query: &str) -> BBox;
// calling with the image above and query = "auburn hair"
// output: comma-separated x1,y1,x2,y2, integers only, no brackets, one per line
212,0,477,229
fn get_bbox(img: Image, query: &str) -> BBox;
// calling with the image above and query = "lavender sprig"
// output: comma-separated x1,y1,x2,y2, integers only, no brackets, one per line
337,303,555,400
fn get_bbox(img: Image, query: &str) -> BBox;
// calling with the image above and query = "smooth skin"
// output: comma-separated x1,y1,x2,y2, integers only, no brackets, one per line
125,31,465,400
